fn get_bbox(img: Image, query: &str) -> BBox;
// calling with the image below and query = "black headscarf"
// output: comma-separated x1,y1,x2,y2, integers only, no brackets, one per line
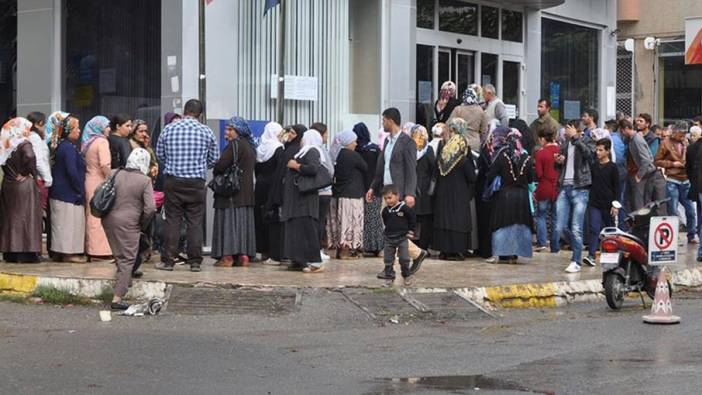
353,122,379,153
267,124,306,210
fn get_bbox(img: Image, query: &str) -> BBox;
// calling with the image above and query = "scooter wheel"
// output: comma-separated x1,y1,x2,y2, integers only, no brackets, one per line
604,274,625,310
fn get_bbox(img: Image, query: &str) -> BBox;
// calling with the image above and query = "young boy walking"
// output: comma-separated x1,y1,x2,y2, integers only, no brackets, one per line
584,139,620,266
379,185,417,286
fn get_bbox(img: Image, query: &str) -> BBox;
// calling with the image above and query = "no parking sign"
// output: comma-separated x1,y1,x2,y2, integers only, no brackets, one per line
648,216,679,266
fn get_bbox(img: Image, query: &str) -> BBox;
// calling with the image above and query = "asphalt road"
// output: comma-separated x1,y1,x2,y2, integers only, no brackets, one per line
1,290,701,394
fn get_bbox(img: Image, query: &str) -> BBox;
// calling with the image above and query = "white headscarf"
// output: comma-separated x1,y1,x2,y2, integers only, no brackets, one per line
256,122,284,163
295,129,334,176
330,130,357,163
0,118,32,167
126,148,151,175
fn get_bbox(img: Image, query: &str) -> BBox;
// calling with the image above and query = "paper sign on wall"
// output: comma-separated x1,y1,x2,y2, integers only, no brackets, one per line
271,75,318,101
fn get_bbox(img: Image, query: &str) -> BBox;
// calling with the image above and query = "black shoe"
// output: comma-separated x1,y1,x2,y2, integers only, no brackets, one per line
154,262,174,271
131,270,144,279
376,269,396,280
190,263,201,272
410,250,428,274
697,256,702,262
110,301,130,310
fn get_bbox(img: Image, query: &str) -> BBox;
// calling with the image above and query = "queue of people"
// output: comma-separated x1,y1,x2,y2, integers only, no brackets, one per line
4,87,702,308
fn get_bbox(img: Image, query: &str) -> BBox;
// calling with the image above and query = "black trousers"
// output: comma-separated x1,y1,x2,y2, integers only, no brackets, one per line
161,176,206,265
318,195,331,247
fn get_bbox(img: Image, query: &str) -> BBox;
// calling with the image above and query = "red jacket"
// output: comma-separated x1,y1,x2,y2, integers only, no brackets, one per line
535,144,560,201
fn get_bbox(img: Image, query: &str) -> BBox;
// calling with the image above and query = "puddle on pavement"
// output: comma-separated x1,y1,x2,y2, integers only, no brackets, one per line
366,375,554,394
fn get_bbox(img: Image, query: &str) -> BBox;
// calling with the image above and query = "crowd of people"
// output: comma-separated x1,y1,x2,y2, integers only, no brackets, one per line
3,82,702,308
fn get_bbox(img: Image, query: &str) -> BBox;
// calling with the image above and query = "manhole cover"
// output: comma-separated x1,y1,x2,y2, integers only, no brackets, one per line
341,289,418,319
166,287,299,315
406,292,484,320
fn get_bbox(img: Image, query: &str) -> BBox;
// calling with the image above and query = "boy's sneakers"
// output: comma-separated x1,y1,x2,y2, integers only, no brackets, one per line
403,276,414,287
583,256,596,267
534,246,547,252
303,265,325,273
564,261,581,273
376,267,396,280
410,250,428,274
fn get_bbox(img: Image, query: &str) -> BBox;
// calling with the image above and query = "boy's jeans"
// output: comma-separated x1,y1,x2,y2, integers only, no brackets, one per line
383,236,411,278
556,186,589,265
588,207,614,258
535,200,559,252
666,181,697,240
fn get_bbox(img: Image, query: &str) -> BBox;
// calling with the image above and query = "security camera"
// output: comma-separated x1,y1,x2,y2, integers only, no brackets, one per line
644,36,659,50
457,38,462,44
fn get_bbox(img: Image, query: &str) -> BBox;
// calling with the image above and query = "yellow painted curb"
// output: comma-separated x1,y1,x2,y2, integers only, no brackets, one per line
0,273,38,293
484,283,558,308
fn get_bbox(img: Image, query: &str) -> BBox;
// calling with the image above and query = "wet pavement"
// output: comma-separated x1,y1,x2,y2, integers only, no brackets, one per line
1,241,701,289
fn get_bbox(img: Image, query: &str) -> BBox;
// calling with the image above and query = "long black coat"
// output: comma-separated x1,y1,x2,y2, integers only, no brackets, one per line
281,148,321,221
415,150,436,216
433,147,477,233
212,138,256,209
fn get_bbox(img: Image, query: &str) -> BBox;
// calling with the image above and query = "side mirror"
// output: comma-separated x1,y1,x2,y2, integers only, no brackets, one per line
612,200,622,210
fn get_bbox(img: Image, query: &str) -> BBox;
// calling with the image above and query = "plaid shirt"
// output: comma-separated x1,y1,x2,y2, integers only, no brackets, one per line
156,117,219,180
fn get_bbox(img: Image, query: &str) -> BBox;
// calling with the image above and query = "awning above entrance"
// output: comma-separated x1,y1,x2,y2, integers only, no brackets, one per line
502,0,565,9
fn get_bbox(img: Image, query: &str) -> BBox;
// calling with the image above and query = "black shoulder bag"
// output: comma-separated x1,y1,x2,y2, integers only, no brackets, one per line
90,169,121,218
208,140,242,197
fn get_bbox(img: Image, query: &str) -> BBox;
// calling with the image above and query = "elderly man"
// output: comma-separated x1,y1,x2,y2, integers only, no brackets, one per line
482,84,509,127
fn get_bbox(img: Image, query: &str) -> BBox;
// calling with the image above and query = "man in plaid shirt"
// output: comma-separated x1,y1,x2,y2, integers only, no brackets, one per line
155,99,219,272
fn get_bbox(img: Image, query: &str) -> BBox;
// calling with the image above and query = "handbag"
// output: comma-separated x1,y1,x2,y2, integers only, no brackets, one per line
481,175,501,202
295,167,333,194
90,169,121,218
207,140,242,197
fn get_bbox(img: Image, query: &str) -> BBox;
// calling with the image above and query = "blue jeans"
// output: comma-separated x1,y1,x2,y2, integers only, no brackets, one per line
588,207,614,258
535,200,559,252
556,186,589,265
698,194,702,258
666,181,696,240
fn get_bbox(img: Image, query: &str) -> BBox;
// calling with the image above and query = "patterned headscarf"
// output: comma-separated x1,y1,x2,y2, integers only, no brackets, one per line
410,124,429,160
227,116,257,149
440,81,457,101
330,130,357,162
257,122,284,163
164,112,181,126
353,122,379,153
462,87,478,106
448,117,468,138
0,117,32,167
80,116,110,153
484,125,512,161
401,122,416,136
46,111,70,149
504,129,524,165
438,132,469,177
126,147,151,175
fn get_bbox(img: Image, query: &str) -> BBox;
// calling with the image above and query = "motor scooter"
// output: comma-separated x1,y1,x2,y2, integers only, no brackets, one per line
598,199,671,310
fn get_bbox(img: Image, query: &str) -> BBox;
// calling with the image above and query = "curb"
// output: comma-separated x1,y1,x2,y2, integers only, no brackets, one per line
1,267,701,309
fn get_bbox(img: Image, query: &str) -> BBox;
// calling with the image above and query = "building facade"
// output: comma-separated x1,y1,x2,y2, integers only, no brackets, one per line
617,0,702,124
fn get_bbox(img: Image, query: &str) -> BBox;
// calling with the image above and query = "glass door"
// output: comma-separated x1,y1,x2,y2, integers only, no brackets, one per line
0,1,16,124
438,48,452,92
455,50,474,99
502,60,521,118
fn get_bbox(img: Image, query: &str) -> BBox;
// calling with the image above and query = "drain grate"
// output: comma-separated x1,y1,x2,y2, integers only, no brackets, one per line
406,292,485,320
166,287,298,315
341,289,419,320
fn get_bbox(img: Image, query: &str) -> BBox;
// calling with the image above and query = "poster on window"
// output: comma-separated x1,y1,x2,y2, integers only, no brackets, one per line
685,17,702,65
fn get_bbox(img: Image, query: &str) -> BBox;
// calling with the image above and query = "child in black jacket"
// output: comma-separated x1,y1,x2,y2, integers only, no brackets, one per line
379,185,417,286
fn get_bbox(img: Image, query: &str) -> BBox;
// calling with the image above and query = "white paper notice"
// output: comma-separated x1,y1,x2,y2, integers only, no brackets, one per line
563,100,581,121
271,75,318,101
170,76,180,93
606,86,616,118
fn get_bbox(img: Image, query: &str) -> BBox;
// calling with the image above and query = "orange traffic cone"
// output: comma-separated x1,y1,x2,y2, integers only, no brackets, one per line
643,270,680,324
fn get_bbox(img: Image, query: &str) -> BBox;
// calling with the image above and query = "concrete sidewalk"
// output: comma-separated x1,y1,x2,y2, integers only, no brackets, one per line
2,243,702,309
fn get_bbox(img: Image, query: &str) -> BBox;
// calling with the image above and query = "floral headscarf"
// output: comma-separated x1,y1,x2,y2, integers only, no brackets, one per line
46,111,70,149
410,124,429,160
448,117,468,138
0,117,32,167
80,115,110,153
439,81,457,101
484,125,512,162
503,129,525,165
462,87,478,106
126,148,151,175
257,122,284,163
438,132,469,177
227,116,257,149
164,112,181,126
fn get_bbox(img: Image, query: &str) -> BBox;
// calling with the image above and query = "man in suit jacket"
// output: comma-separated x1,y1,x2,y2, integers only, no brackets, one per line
366,108,428,277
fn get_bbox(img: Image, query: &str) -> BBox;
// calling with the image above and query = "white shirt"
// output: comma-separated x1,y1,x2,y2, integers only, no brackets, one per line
28,133,52,187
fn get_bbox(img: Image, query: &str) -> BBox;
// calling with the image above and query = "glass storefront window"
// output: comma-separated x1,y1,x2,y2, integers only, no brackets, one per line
0,1,16,124
481,6,499,39
659,54,702,124
439,50,451,88
501,9,523,43
417,0,435,29
456,51,474,99
541,19,599,123
481,53,497,88
503,60,520,111
65,0,161,129
439,0,477,36
416,44,434,128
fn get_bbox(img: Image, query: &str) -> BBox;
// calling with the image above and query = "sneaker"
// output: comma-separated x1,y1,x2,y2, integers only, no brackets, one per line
154,262,174,271
403,276,414,287
303,265,325,273
190,263,201,272
376,269,396,280
689,238,699,245
410,250,428,274
583,256,596,267
320,250,331,261
564,261,581,273
534,246,546,252
485,256,497,264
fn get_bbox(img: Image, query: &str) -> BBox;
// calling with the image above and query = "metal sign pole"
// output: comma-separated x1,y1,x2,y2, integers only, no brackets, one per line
275,0,286,124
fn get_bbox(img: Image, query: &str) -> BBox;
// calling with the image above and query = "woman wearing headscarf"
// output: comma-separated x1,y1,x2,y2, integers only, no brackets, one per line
254,121,285,261
328,130,367,259
101,148,156,310
26,112,52,211
432,118,477,260
434,81,461,125
81,116,113,261
411,124,436,251
46,111,70,153
475,125,512,259
487,130,534,263
266,124,305,263
448,86,487,150
129,120,159,178
354,122,384,256
0,118,43,263
211,116,257,267
49,114,87,263
282,129,325,272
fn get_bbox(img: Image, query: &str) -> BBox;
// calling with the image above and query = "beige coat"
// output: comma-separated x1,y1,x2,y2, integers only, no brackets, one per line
447,104,487,151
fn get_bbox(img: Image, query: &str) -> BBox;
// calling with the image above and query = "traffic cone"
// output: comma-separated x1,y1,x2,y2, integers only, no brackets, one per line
643,270,680,324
